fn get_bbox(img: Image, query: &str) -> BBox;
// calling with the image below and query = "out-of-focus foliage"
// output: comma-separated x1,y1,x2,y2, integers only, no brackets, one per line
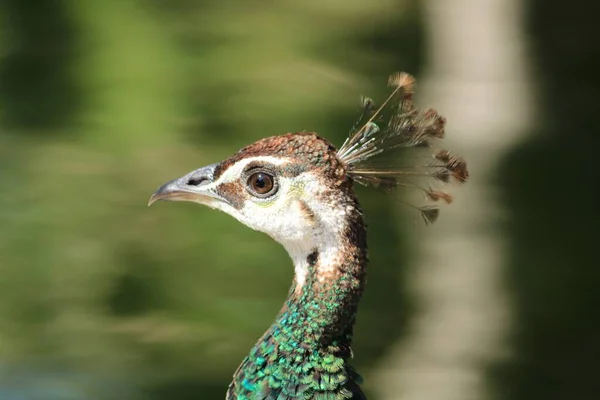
0,0,423,398
489,1,600,400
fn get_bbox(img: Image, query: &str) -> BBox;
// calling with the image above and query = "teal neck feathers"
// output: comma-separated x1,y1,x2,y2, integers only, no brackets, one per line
227,198,368,400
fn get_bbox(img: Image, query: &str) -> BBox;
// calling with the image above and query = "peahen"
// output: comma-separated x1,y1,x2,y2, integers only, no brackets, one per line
149,72,468,399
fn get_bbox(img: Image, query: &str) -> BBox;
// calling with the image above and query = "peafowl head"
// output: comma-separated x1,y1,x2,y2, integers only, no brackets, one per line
148,132,354,250
149,72,468,264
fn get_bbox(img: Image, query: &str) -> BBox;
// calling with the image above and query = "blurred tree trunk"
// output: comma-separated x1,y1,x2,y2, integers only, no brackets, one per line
376,1,533,399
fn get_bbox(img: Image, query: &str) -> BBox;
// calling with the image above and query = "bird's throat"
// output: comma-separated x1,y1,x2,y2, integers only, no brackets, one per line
271,208,367,350
228,196,368,399
276,202,368,349
283,246,366,347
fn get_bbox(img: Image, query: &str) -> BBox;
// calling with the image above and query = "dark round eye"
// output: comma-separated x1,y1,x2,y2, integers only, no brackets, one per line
247,172,276,197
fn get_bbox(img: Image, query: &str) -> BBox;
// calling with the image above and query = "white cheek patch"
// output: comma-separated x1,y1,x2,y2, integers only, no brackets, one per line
250,172,349,290
238,176,308,241
208,167,349,292
298,174,351,286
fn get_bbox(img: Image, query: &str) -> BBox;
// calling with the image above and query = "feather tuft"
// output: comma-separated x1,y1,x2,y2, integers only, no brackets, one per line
434,149,452,163
418,207,440,225
337,71,468,224
360,95,376,112
427,190,454,204
388,71,416,94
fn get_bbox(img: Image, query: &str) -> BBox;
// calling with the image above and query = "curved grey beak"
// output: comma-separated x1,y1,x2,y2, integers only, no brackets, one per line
148,163,223,206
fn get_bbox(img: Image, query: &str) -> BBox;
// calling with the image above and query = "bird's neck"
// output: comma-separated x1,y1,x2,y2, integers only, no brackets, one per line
281,241,367,349
277,195,368,344
229,198,368,398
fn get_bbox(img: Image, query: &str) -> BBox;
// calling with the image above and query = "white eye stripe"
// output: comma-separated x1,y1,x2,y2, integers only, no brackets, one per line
214,156,290,185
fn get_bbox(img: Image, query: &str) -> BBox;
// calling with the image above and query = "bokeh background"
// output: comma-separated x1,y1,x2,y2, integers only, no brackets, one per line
0,1,597,399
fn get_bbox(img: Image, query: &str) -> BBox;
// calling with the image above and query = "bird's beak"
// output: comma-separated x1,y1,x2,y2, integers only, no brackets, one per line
148,163,224,207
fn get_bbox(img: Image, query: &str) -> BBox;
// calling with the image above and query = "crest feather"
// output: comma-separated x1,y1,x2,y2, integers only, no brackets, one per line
337,72,468,223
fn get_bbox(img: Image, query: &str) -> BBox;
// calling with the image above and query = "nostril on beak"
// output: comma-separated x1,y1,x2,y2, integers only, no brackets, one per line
181,164,217,188
187,176,208,186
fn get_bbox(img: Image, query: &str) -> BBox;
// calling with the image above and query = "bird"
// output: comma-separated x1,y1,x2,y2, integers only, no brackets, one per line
148,72,468,400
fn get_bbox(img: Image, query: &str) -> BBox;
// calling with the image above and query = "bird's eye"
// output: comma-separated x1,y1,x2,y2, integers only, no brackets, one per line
246,171,277,197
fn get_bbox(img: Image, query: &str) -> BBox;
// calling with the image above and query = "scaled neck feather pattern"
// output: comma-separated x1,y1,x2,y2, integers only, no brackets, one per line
227,189,368,400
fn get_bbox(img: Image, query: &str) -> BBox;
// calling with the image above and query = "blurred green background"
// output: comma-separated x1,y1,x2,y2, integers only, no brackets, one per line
0,1,598,399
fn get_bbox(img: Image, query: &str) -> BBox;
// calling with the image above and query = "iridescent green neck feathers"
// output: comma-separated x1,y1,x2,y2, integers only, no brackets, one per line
226,195,368,400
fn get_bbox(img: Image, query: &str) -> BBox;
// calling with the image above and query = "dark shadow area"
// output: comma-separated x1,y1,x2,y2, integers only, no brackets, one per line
0,0,81,132
490,1,600,399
